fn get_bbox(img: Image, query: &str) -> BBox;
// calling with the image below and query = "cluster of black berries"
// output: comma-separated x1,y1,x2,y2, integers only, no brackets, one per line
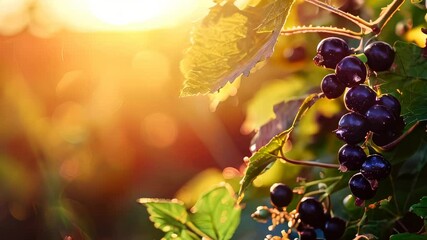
257,183,347,239
314,37,404,205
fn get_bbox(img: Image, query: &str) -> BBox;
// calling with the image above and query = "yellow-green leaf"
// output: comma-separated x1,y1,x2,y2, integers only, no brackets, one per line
180,0,295,96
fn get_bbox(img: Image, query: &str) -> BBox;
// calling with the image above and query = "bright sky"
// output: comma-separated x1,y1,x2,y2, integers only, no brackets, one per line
0,0,213,35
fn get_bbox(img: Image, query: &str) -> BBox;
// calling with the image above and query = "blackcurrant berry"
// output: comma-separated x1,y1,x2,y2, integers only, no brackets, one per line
376,94,401,117
324,217,346,240
335,112,369,144
364,41,395,72
349,173,376,200
297,197,326,228
321,74,346,99
299,228,317,240
361,154,391,180
338,144,367,171
365,105,397,134
270,183,293,209
314,37,351,69
344,85,377,114
336,56,367,87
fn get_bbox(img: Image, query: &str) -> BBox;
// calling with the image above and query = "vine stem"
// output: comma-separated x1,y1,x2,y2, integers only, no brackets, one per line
281,26,362,39
282,0,405,38
278,148,340,169
378,121,421,151
305,0,372,33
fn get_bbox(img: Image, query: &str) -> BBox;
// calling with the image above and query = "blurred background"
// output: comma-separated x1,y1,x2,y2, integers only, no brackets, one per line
0,0,424,239
0,0,256,239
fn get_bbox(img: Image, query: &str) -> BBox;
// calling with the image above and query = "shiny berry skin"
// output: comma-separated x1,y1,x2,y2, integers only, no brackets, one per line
364,41,395,72
270,183,293,209
336,56,367,87
335,112,369,144
297,197,326,228
314,37,351,69
344,85,377,114
299,228,317,240
365,105,397,134
361,154,391,180
321,74,346,99
376,94,401,117
324,217,346,240
338,144,367,171
349,173,376,200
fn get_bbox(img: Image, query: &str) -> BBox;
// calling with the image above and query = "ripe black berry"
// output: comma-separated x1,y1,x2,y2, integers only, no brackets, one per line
299,228,317,240
344,85,377,114
321,74,346,99
364,41,395,72
365,105,397,134
297,197,326,228
336,56,367,87
361,154,391,180
335,112,369,144
324,217,346,240
314,37,351,69
338,144,367,171
349,173,376,200
376,94,401,117
270,183,293,209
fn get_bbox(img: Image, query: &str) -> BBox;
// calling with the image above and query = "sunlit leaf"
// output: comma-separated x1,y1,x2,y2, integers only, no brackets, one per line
410,196,427,218
138,199,193,238
139,183,241,239
180,0,295,96
373,41,427,127
238,93,322,197
191,183,241,240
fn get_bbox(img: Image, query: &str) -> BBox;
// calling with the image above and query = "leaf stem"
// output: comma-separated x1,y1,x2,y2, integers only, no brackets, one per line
186,222,212,239
301,176,343,187
371,0,405,34
378,121,421,151
305,0,373,33
278,150,340,169
281,26,362,39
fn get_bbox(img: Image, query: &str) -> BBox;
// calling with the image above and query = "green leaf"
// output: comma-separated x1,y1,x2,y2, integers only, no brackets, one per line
190,183,241,240
139,183,241,240
180,0,295,96
410,196,427,218
238,93,322,197
373,41,427,127
137,199,195,239
390,233,427,240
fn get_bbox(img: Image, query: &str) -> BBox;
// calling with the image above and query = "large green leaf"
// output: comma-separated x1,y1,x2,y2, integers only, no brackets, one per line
410,196,427,218
190,183,241,240
139,183,241,240
180,0,295,96
373,41,427,127
238,93,322,197
137,199,198,239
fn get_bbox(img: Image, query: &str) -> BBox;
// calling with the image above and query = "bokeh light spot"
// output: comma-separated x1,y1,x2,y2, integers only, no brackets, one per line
141,112,178,148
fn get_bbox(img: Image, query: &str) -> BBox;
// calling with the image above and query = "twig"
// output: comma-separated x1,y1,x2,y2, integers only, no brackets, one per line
278,149,340,169
281,26,363,39
379,121,421,151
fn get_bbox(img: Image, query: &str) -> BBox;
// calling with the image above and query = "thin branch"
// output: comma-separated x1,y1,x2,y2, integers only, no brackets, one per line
305,0,373,33
379,121,421,151
281,26,363,39
371,0,405,34
278,150,340,169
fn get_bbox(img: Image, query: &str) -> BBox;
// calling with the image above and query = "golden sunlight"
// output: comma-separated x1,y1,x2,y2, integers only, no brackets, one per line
49,0,211,31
